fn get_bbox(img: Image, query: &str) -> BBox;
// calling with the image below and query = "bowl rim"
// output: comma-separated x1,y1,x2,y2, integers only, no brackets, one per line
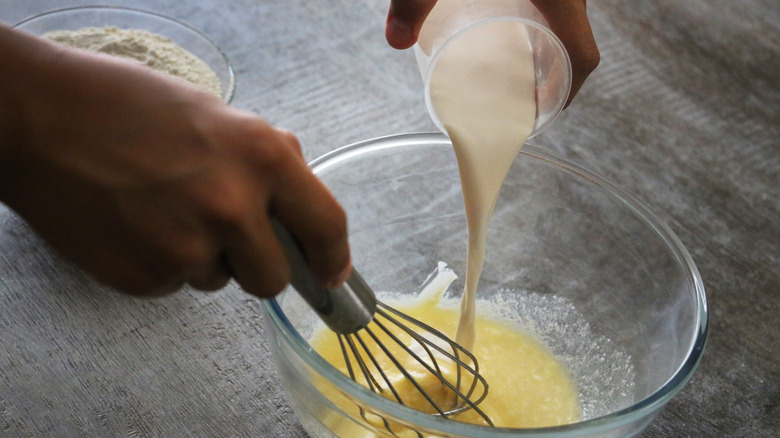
13,5,236,104
264,132,708,436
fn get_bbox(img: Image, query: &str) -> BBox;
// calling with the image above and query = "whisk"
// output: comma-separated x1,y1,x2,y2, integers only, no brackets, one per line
273,221,494,432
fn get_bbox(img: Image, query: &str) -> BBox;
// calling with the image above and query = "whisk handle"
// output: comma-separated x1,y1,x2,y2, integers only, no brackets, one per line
272,220,377,334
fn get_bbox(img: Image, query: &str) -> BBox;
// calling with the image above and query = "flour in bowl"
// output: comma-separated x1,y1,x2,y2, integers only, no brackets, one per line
43,27,222,98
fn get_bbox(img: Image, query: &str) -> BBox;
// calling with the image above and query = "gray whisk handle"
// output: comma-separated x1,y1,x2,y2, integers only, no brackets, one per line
272,220,377,334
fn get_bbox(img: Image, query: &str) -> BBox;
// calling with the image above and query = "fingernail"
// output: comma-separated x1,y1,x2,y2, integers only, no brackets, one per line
386,16,414,49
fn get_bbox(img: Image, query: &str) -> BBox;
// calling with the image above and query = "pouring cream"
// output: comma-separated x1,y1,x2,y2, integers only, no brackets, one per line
427,19,537,350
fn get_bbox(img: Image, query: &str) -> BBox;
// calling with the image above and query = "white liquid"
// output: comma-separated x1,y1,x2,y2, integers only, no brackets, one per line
428,17,537,350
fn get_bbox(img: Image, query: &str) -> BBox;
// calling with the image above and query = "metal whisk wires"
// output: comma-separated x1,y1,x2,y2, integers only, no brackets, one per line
338,301,493,429
273,221,493,433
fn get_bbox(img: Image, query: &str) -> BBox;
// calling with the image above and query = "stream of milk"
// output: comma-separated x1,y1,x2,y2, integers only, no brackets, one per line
427,14,537,350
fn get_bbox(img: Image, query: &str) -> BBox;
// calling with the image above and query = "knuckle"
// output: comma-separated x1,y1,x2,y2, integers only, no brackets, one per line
266,273,290,297
166,239,212,275
209,192,248,228
93,239,210,298
314,202,348,247
234,121,302,173
264,139,300,173
195,175,254,229
242,266,290,299
276,128,303,156
134,239,212,292
572,45,601,75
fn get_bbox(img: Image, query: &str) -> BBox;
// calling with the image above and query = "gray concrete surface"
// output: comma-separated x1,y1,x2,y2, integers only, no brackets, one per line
1,1,778,436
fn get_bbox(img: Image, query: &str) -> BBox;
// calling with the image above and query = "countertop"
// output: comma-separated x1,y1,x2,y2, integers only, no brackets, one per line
1,1,777,437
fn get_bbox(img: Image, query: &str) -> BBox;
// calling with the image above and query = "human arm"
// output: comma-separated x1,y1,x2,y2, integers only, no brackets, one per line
385,0,599,106
0,24,351,297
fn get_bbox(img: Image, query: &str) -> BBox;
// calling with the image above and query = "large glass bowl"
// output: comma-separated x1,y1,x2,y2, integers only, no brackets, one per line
262,133,707,437
14,6,235,103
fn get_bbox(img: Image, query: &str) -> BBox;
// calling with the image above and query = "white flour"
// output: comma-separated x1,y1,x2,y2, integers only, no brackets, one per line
43,27,222,98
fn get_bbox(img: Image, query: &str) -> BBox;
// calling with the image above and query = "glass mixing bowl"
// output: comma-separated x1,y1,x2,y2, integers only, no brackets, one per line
262,133,707,437
14,6,235,103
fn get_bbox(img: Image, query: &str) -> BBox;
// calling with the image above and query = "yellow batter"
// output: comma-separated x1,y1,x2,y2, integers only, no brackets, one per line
309,269,581,434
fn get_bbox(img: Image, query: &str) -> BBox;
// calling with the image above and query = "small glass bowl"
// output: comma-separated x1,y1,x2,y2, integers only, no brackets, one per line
263,133,708,437
14,6,235,103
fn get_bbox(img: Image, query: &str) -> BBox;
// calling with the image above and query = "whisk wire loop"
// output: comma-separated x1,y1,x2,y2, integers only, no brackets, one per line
368,318,451,417
377,306,466,393
338,300,494,428
354,331,403,400
374,301,492,425
377,302,490,412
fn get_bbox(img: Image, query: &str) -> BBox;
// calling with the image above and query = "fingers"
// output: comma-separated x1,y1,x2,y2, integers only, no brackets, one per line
207,115,351,298
265,133,352,290
187,254,232,291
386,0,438,49
531,0,600,106
223,216,291,298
